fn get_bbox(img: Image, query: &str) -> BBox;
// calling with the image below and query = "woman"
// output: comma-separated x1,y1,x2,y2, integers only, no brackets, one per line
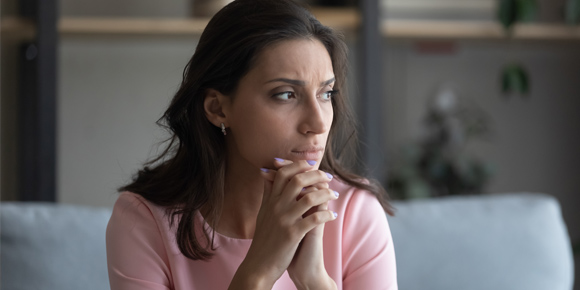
106,0,397,289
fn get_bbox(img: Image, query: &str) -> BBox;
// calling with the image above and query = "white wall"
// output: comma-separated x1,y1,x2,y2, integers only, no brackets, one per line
58,36,196,206
55,0,192,207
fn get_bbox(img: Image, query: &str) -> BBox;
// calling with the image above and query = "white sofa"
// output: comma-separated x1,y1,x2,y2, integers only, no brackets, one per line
1,193,574,290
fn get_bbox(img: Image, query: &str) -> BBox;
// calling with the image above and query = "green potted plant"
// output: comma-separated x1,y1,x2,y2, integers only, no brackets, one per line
498,0,538,97
387,85,494,199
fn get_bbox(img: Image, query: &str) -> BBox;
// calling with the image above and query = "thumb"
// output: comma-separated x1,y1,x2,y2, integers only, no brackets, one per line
261,169,274,204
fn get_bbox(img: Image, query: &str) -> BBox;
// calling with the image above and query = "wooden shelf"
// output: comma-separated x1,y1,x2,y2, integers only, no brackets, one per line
1,17,36,41
311,7,360,31
58,8,359,36
0,8,359,38
59,18,208,36
4,12,580,41
382,19,580,41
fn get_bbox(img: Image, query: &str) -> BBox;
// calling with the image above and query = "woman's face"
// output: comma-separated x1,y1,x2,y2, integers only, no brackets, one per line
223,38,335,170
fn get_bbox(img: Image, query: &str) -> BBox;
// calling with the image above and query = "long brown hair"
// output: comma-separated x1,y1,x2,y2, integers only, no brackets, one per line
120,0,393,261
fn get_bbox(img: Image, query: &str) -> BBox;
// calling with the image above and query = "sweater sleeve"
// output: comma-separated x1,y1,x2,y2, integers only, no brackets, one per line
106,192,173,290
341,189,398,290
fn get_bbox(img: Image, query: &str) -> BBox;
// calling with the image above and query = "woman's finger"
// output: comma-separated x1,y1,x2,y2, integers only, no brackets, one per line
258,158,296,183
261,170,274,203
279,169,332,201
273,158,294,167
290,189,338,218
270,159,319,198
297,210,337,233
296,182,329,200
259,167,277,182
301,182,329,193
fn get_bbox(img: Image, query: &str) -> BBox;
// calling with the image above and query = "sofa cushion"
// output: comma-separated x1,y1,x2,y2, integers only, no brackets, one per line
1,193,574,290
1,202,113,290
388,193,574,290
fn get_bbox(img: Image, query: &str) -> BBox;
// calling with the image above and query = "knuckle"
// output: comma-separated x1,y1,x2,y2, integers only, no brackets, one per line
326,189,336,200
301,193,315,205
311,213,323,224
277,166,292,180
324,188,334,197
290,174,306,187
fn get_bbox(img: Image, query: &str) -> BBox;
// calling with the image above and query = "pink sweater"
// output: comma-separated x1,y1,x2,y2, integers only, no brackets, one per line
106,179,398,290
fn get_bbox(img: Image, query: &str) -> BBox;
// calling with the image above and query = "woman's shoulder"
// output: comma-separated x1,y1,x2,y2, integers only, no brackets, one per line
330,178,375,200
329,178,385,217
113,191,163,213
109,191,172,231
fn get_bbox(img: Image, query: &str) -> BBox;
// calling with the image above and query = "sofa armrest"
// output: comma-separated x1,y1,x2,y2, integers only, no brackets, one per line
388,193,574,290
1,202,113,290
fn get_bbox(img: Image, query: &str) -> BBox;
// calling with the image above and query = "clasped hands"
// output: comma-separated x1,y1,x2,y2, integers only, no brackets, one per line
229,158,338,290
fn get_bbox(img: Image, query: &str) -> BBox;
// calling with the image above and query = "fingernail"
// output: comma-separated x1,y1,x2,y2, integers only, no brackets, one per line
260,168,269,173
326,172,333,180
334,191,339,198
333,211,338,219
306,160,316,166
302,187,306,192
274,157,285,163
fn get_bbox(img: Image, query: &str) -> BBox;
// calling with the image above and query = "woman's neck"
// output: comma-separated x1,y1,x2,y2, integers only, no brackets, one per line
214,153,265,239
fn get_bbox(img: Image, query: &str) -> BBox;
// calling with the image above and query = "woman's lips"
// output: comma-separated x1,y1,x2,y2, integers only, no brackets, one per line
290,149,324,160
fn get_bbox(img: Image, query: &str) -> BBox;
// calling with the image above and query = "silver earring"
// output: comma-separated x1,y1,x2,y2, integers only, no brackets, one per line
220,123,227,136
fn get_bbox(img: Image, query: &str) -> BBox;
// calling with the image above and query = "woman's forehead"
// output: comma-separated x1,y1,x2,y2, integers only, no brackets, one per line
249,38,334,83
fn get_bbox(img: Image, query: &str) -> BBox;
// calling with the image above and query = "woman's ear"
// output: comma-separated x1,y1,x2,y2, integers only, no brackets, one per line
203,88,229,127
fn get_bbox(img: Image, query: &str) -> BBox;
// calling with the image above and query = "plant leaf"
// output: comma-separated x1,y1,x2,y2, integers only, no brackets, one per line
516,0,538,22
501,64,530,96
499,0,518,29
566,0,580,24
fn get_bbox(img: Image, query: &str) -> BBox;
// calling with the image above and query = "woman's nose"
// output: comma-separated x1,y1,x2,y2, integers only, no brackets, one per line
298,95,331,135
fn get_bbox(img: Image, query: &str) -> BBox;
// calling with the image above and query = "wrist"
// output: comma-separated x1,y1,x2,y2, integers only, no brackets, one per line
230,261,276,290
293,272,337,290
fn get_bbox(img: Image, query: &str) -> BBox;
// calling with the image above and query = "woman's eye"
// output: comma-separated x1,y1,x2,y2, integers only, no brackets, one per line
273,91,295,100
321,90,336,100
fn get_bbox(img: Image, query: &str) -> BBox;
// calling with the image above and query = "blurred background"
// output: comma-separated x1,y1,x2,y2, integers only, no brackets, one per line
1,0,579,288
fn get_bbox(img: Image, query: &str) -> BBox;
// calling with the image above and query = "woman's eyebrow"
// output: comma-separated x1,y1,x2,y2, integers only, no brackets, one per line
265,77,336,86
321,77,335,87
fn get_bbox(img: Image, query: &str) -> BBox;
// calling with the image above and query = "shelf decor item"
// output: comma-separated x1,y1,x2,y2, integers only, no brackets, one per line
381,0,497,20
192,0,233,18
387,85,493,199
501,62,530,96
498,0,538,30
566,0,580,24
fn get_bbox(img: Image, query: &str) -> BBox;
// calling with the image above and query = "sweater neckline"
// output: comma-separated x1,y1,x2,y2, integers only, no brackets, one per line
196,211,253,242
